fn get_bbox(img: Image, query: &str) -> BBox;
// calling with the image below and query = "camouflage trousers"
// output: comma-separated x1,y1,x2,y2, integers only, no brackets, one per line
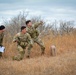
13,44,32,61
32,38,45,55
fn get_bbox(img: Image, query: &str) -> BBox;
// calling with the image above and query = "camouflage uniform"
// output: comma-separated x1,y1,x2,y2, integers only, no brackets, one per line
13,32,33,60
0,32,4,57
26,22,45,55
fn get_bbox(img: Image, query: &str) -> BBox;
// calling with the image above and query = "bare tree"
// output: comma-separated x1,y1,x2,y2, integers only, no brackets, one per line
4,12,28,37
2,11,75,44
59,21,74,35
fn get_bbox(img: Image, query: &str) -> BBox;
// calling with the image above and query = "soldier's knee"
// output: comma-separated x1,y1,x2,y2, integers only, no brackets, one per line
20,51,25,55
18,46,24,52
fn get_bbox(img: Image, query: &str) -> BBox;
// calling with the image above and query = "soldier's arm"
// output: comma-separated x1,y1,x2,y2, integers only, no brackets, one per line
13,33,19,43
34,21,43,28
27,33,33,46
0,39,3,46
0,34,4,46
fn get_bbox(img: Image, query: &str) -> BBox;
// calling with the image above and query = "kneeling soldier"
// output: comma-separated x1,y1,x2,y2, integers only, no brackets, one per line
13,26,33,61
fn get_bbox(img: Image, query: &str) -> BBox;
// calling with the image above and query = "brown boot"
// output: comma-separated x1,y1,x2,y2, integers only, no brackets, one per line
41,51,45,55
26,55,30,58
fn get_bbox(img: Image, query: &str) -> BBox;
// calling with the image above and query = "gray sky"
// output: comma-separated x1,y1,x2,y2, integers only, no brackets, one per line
0,0,76,24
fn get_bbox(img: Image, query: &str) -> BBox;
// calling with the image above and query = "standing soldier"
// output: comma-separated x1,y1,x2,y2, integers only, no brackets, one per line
13,26,33,61
26,20,45,55
0,25,5,58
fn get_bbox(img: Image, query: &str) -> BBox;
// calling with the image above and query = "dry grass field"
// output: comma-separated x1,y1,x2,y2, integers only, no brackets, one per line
0,34,76,75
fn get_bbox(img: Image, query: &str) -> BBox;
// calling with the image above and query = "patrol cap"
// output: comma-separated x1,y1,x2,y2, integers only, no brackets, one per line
26,20,31,25
21,26,26,31
0,25,5,30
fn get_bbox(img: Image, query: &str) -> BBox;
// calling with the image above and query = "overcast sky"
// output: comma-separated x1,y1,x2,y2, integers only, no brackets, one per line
0,0,76,24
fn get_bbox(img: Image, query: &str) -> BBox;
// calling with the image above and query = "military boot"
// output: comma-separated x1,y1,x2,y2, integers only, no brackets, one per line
13,50,25,61
41,47,45,55
41,51,45,55
12,55,22,61
26,55,30,58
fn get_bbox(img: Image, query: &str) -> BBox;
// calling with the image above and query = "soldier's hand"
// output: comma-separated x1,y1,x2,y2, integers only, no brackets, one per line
13,40,17,43
40,21,43,25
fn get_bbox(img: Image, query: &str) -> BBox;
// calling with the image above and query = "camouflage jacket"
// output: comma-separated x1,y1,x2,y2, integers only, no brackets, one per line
0,32,4,46
13,32,32,47
26,22,42,39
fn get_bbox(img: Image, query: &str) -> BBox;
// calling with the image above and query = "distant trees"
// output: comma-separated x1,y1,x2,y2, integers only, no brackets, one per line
59,21,74,35
3,11,75,43
4,12,27,36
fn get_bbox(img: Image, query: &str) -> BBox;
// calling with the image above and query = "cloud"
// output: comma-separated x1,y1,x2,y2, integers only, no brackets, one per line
0,0,76,25
0,0,76,11
0,7,76,24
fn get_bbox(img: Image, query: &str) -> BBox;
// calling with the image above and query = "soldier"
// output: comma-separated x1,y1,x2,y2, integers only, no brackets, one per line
0,25,5,58
13,26,33,61
26,20,45,55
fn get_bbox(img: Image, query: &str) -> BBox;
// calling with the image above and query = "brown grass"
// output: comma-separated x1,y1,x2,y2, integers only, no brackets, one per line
0,34,76,75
